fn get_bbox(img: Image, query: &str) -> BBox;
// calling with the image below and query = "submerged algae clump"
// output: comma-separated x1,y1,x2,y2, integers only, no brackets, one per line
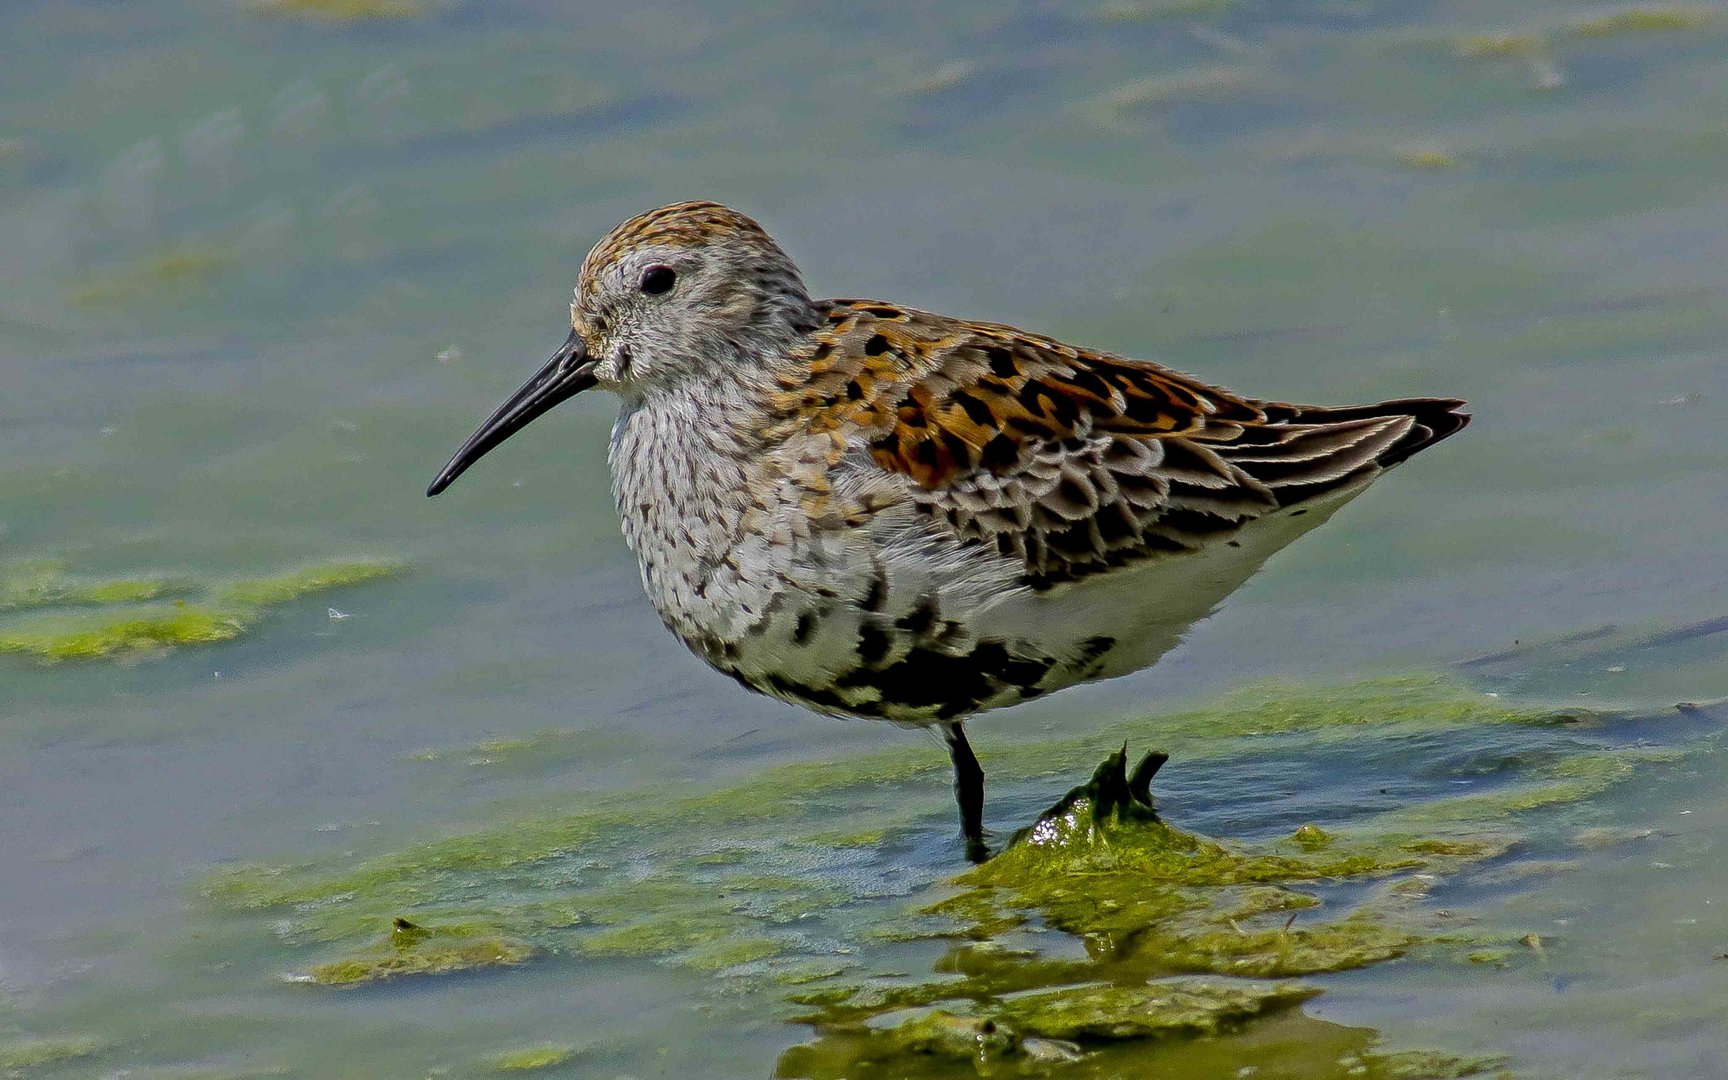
0,560,208,660
215,561,400,608
201,678,1716,1072
1575,6,1713,36
256,0,422,19
1386,747,1684,828
70,245,229,306
0,557,402,663
778,992,1502,1080
0,561,179,611
801,981,1316,1072
299,918,532,987
789,751,1451,1057
1001,979,1319,1041
1453,32,1546,58
966,674,1601,789
1398,147,1461,170
934,748,1433,981
778,694,1705,1074
0,1036,107,1071
1120,672,1588,744
491,1044,578,1072
0,607,244,662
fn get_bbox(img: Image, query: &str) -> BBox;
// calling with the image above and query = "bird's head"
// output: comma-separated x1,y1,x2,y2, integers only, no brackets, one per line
427,201,814,496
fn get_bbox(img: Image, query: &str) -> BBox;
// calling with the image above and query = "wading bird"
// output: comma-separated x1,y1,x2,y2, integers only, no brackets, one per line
428,201,1467,860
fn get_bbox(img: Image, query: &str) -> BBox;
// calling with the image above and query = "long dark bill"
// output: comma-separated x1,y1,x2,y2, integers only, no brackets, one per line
426,328,598,497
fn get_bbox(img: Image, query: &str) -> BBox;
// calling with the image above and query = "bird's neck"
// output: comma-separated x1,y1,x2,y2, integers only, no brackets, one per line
606,366,780,641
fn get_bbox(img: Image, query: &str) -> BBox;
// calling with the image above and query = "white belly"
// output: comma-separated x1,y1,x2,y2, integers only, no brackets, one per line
996,479,1368,686
708,476,1372,726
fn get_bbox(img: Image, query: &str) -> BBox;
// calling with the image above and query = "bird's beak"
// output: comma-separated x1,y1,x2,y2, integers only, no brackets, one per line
426,328,598,497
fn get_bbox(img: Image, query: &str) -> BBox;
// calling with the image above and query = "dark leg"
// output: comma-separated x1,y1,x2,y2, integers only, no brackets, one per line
943,721,988,863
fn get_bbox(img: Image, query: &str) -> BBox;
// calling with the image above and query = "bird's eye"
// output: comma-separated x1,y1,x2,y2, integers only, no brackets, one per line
639,266,676,295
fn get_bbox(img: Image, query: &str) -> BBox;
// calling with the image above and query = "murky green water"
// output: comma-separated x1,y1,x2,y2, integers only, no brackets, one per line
3,1,1728,1076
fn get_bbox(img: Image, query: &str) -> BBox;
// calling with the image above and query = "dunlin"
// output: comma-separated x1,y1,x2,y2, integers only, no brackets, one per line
428,201,1468,859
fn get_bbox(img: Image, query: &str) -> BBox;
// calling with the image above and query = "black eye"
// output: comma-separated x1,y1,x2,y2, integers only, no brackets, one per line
639,265,676,295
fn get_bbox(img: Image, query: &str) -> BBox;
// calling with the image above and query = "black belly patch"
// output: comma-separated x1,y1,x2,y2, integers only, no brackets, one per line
710,606,1117,722
763,673,877,717
835,638,1062,720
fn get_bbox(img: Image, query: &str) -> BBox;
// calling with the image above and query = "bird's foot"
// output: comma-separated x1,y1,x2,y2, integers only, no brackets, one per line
963,833,992,865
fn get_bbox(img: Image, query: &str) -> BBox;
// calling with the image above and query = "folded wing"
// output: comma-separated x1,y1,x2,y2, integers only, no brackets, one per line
775,300,1468,589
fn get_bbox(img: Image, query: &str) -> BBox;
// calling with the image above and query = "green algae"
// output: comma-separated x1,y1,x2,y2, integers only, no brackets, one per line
683,935,788,973
410,726,651,771
0,606,245,661
1453,32,1547,58
198,676,1713,1072
1398,147,1461,171
965,675,1603,789
1384,747,1685,828
214,561,401,608
0,561,179,611
491,1044,577,1072
80,1071,293,1080
1125,673,1595,743
0,558,402,663
0,1036,106,1072
1446,3,1714,69
790,980,1315,1072
256,0,422,18
568,870,838,971
872,1009,1020,1061
299,918,533,987
802,825,893,848
1001,980,1320,1041
1096,0,1232,19
852,752,1446,1013
577,913,744,962
205,757,929,915
777,1006,1504,1079
205,675,1672,938
70,245,229,306
1337,1049,1507,1079
1572,825,1655,849
1091,68,1257,130
1575,6,1713,36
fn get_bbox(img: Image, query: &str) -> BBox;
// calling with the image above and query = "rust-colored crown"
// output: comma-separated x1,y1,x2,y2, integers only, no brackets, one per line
578,201,776,295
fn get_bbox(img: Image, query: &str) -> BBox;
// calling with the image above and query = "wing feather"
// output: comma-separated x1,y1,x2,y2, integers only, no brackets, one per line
771,300,1468,588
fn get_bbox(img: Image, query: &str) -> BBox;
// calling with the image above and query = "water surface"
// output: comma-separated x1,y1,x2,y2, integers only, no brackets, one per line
3,2,1727,1076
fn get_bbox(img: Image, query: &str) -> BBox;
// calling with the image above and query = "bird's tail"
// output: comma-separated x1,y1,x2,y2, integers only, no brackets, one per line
1201,397,1469,509
1260,397,1471,467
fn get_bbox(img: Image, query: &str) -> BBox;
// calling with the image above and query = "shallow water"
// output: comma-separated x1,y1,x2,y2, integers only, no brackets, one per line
3,1,1727,1076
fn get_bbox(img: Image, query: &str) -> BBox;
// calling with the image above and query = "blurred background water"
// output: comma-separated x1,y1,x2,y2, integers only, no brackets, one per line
2,1,1728,1077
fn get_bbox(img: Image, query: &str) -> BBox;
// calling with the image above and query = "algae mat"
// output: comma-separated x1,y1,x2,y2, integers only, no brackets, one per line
0,557,400,662
143,675,1711,1078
